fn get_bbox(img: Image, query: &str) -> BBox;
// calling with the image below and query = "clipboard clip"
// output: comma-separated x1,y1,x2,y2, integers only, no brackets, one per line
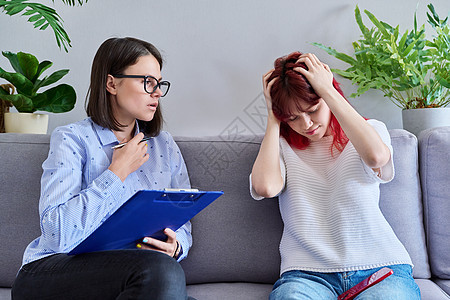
156,189,202,204
163,188,199,192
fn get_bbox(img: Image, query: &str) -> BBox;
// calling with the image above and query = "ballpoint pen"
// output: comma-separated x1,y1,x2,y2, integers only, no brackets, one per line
111,137,152,149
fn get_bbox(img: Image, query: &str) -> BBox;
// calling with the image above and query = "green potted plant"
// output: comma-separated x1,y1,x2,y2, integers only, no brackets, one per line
1,1,87,133
0,51,76,133
314,3,450,136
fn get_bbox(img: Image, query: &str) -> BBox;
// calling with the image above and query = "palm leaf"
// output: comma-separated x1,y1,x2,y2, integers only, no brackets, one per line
0,0,71,52
53,0,87,6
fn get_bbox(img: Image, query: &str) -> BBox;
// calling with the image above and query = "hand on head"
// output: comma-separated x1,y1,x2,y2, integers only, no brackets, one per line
262,52,336,129
293,53,334,98
262,68,277,112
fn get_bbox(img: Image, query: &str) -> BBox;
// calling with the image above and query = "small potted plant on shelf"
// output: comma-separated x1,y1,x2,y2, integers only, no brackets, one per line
0,51,76,134
314,3,450,136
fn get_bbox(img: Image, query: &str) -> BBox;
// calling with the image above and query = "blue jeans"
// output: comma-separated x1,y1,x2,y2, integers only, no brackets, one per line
270,264,420,300
12,250,192,300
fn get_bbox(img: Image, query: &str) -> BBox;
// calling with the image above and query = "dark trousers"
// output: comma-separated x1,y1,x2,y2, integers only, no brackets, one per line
12,250,190,300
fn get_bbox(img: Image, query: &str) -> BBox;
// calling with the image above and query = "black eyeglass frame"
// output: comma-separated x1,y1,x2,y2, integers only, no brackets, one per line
112,74,171,97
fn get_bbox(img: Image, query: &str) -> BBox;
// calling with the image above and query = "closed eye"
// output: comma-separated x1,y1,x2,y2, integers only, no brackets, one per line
307,108,318,115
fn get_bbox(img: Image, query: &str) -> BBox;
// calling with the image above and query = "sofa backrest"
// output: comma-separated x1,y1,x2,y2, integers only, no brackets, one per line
178,130,431,284
0,133,49,287
177,136,283,285
419,126,450,280
379,129,430,279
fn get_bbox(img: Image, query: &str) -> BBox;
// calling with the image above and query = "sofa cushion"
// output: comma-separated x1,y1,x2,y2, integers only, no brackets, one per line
177,136,283,285
187,280,450,300
177,130,431,285
0,134,49,287
187,282,273,300
379,129,430,279
415,279,450,300
434,279,450,297
0,130,433,290
0,288,12,300
419,126,450,280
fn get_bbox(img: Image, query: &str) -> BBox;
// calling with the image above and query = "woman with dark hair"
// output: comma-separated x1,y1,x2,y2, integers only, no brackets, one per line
250,52,420,299
12,37,193,300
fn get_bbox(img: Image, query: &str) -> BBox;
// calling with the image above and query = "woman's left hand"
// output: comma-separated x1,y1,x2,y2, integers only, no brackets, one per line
137,228,179,258
294,53,334,99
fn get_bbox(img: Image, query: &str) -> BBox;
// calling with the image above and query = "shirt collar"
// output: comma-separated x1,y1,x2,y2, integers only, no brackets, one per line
90,118,142,147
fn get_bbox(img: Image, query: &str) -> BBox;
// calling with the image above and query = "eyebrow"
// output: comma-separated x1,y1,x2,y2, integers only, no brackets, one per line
144,75,162,81
121,74,163,81
152,75,163,81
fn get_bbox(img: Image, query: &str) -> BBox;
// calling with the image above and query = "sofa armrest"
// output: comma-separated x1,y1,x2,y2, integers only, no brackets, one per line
419,126,450,280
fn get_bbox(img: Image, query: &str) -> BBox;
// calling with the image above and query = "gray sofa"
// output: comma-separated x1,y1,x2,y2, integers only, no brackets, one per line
1,127,450,300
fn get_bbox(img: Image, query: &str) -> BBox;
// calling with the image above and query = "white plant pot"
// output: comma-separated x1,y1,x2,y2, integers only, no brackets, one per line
402,108,450,136
4,112,49,134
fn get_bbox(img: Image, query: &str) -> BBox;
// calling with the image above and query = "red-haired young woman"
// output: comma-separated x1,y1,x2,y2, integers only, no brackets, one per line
250,52,420,299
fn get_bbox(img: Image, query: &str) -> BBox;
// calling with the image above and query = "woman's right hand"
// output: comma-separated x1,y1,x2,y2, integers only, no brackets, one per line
262,69,276,113
252,70,283,198
262,69,280,127
108,132,150,182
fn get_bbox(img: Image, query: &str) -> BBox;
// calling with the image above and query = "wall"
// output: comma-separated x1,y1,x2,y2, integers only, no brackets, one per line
1,0,449,137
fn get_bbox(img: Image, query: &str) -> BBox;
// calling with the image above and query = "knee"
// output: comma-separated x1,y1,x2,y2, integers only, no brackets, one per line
359,275,420,299
134,251,186,286
113,251,188,299
270,276,336,300
11,269,32,300
11,278,24,300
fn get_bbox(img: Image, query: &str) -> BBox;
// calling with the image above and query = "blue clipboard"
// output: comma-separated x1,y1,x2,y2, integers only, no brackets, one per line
68,189,223,255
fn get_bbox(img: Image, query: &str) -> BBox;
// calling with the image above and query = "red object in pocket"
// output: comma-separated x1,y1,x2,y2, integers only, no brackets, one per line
338,267,393,300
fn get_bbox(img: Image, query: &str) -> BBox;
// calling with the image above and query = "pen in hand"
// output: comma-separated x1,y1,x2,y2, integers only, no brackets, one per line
111,137,152,150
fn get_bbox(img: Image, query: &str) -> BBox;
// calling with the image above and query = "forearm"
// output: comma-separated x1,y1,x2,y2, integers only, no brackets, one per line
40,169,127,252
322,89,390,168
251,114,284,198
294,53,390,168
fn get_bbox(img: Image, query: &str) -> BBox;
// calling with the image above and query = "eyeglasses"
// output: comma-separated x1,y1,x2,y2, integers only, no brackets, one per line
112,74,171,97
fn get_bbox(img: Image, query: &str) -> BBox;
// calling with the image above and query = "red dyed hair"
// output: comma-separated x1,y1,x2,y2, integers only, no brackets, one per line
269,52,349,153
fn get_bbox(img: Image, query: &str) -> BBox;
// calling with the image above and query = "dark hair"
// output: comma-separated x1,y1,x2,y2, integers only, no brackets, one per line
269,52,349,152
85,37,163,136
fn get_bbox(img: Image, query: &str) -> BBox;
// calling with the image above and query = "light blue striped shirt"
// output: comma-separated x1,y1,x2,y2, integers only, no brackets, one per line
22,118,192,266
